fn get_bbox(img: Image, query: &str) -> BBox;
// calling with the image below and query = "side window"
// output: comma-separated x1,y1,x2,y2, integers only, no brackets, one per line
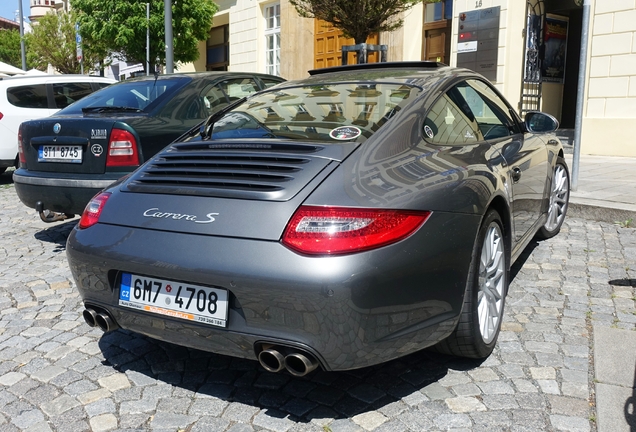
464,80,520,138
222,78,259,100
52,82,95,109
261,77,283,89
6,85,48,109
201,78,260,117
202,84,229,116
423,89,482,145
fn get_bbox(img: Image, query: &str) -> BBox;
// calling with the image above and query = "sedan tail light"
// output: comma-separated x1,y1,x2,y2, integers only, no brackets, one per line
106,128,139,167
79,192,111,229
282,206,431,256
18,125,26,165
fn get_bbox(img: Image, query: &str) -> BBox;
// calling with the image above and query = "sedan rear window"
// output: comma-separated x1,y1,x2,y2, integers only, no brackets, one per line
60,77,189,114
211,83,421,143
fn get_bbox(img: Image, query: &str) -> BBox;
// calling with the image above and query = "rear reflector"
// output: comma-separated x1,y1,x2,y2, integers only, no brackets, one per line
106,128,139,167
18,125,26,165
282,206,431,256
79,192,111,229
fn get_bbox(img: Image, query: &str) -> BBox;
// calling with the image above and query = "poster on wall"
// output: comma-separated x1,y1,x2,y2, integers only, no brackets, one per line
542,15,569,83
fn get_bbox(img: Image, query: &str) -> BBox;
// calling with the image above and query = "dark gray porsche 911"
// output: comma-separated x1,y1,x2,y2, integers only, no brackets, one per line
66,62,570,375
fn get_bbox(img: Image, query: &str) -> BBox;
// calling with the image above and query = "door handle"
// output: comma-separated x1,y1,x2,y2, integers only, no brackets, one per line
511,167,522,182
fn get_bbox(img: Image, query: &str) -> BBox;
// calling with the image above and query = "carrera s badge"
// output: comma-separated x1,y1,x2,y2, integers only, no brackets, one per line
143,208,218,224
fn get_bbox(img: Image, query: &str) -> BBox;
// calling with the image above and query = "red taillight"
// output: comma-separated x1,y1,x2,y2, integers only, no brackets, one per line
0,112,4,120
106,128,139,167
79,192,111,229
281,206,431,256
18,124,26,165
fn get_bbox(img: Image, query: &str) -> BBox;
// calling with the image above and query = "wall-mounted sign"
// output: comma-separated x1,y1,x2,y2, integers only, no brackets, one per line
458,41,478,53
456,6,500,82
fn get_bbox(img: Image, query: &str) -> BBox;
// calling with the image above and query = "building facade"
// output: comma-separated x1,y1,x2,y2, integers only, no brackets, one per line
191,0,634,157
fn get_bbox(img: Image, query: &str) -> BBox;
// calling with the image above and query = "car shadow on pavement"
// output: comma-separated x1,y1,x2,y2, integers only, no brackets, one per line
0,168,14,185
96,327,485,422
510,238,540,281
34,219,77,252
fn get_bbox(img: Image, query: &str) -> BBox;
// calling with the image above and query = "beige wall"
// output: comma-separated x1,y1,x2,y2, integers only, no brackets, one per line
280,0,314,80
581,0,636,156
541,82,564,122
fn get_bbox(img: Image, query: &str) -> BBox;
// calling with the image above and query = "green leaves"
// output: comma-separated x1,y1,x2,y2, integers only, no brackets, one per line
0,30,27,69
25,11,88,74
289,0,423,44
71,0,218,71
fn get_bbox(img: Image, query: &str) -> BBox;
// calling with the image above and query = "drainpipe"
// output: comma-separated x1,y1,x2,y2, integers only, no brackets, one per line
571,0,591,191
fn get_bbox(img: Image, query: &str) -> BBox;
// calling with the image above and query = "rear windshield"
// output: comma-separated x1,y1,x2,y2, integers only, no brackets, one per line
59,77,189,114
211,83,422,143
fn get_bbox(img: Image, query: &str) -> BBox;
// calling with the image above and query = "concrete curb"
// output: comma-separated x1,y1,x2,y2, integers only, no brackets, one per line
567,202,636,225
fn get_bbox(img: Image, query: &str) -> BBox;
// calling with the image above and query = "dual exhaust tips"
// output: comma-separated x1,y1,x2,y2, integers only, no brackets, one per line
83,308,118,333
258,346,319,377
83,308,319,376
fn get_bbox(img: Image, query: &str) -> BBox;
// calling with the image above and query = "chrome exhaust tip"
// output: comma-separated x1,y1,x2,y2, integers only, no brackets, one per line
284,352,319,377
82,308,98,327
95,312,119,333
258,348,286,373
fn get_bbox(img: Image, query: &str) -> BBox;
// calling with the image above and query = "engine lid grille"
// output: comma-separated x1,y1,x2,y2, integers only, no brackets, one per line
125,140,350,201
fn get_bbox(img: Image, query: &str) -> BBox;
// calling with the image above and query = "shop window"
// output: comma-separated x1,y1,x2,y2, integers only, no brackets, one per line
207,25,229,71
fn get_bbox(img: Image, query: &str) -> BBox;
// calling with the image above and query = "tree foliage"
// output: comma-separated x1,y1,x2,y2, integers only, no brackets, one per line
289,0,424,44
0,29,26,68
25,10,102,74
71,0,218,71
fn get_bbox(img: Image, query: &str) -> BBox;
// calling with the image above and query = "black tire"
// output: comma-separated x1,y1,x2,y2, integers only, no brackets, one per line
0,168,6,175
536,156,570,240
436,209,508,358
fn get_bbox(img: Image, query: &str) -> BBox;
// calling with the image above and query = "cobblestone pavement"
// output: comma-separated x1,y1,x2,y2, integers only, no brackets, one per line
0,172,635,432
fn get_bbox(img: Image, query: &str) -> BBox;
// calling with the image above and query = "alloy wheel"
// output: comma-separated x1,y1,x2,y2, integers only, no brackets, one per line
544,164,569,232
477,222,506,344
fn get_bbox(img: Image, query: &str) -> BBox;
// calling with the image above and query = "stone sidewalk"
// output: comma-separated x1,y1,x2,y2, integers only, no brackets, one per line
564,154,636,432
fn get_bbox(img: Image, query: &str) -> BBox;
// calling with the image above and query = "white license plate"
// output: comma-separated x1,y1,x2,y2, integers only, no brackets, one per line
119,273,228,327
38,145,82,163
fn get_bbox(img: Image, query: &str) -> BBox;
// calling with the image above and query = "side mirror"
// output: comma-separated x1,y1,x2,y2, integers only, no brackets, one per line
524,111,559,133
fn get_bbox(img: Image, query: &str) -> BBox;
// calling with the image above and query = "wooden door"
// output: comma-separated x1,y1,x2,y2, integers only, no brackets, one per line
314,20,379,69
425,29,446,62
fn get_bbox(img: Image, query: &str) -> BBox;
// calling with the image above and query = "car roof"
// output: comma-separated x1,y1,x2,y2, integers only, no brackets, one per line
121,71,285,83
279,61,478,89
0,74,115,87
